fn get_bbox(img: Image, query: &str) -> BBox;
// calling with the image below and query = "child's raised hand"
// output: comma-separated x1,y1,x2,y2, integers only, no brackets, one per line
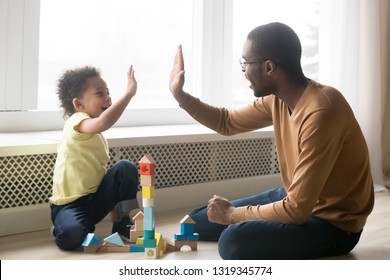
126,65,137,97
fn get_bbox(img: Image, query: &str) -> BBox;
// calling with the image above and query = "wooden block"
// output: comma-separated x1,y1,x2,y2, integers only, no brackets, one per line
145,247,158,259
143,238,156,248
140,175,156,186
142,186,154,198
144,207,155,230
83,245,100,253
133,211,144,224
82,233,101,246
139,154,156,165
144,217,155,230
142,198,154,207
130,244,145,252
106,245,131,252
144,229,155,240
140,164,155,175
180,223,195,235
164,237,176,252
104,232,125,246
180,215,196,224
97,242,108,253
130,230,143,243
156,233,166,257
144,206,154,217
136,237,144,245
173,240,198,251
174,233,199,241
131,211,144,233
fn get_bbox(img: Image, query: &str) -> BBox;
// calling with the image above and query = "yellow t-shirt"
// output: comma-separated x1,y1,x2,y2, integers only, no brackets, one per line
50,112,109,205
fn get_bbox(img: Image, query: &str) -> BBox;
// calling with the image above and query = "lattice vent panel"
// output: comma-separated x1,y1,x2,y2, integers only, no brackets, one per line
0,154,57,209
1,138,279,209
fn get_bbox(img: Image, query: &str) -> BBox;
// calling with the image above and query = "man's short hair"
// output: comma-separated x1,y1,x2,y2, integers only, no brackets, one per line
247,22,303,77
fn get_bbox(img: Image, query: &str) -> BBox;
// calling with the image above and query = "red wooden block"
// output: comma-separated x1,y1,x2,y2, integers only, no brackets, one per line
140,163,155,175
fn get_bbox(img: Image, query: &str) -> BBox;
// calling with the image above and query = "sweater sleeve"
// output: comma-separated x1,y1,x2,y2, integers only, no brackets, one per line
179,93,273,135
232,108,345,224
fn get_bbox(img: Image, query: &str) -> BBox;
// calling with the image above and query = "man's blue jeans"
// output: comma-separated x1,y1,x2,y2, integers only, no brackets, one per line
50,160,139,251
189,187,362,259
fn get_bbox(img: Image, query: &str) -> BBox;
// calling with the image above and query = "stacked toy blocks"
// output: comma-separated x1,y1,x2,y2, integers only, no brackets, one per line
82,232,130,253
166,215,199,251
81,154,199,258
139,154,158,258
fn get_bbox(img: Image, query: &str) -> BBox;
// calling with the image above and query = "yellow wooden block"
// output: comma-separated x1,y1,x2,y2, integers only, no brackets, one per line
142,186,154,199
155,232,165,257
136,237,144,245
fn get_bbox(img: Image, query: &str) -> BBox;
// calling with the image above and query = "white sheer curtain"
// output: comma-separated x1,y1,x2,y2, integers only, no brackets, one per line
319,0,386,191
380,0,390,189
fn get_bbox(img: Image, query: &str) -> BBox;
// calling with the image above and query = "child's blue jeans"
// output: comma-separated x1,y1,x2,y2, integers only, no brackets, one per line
50,160,139,251
189,187,362,259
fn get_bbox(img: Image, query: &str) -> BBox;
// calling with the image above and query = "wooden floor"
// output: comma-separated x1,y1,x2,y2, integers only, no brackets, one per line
0,192,389,260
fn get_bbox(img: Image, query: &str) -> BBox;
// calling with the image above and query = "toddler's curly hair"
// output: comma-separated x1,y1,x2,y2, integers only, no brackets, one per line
56,66,101,118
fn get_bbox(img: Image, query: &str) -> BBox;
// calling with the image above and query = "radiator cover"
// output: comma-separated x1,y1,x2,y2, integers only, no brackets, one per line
1,138,279,210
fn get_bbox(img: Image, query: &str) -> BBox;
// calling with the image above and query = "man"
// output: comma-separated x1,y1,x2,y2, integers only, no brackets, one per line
169,22,374,260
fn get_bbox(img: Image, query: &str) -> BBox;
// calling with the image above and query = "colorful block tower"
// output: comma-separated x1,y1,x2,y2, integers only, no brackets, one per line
139,154,158,258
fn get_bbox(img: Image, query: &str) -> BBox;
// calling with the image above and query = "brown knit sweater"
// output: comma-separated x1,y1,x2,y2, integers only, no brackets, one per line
179,80,374,233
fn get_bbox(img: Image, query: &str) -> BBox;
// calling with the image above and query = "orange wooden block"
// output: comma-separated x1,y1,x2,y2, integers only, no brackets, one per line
140,163,155,175
139,155,156,175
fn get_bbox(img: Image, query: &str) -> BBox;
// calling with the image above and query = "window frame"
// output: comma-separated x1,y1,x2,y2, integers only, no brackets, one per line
0,0,40,113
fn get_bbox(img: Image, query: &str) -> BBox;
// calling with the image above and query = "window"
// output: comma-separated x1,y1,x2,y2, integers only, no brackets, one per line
38,0,194,110
0,0,320,132
230,0,320,107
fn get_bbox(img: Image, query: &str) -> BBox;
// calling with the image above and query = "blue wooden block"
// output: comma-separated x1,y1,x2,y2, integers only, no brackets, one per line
143,238,156,248
104,232,125,246
82,233,101,246
144,207,154,219
144,217,155,230
144,229,155,239
174,233,199,241
130,244,145,252
181,223,195,235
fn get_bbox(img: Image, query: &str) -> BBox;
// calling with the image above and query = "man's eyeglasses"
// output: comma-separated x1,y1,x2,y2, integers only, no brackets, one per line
239,57,268,72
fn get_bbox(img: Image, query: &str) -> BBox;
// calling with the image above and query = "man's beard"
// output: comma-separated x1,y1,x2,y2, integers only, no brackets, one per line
253,87,272,98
